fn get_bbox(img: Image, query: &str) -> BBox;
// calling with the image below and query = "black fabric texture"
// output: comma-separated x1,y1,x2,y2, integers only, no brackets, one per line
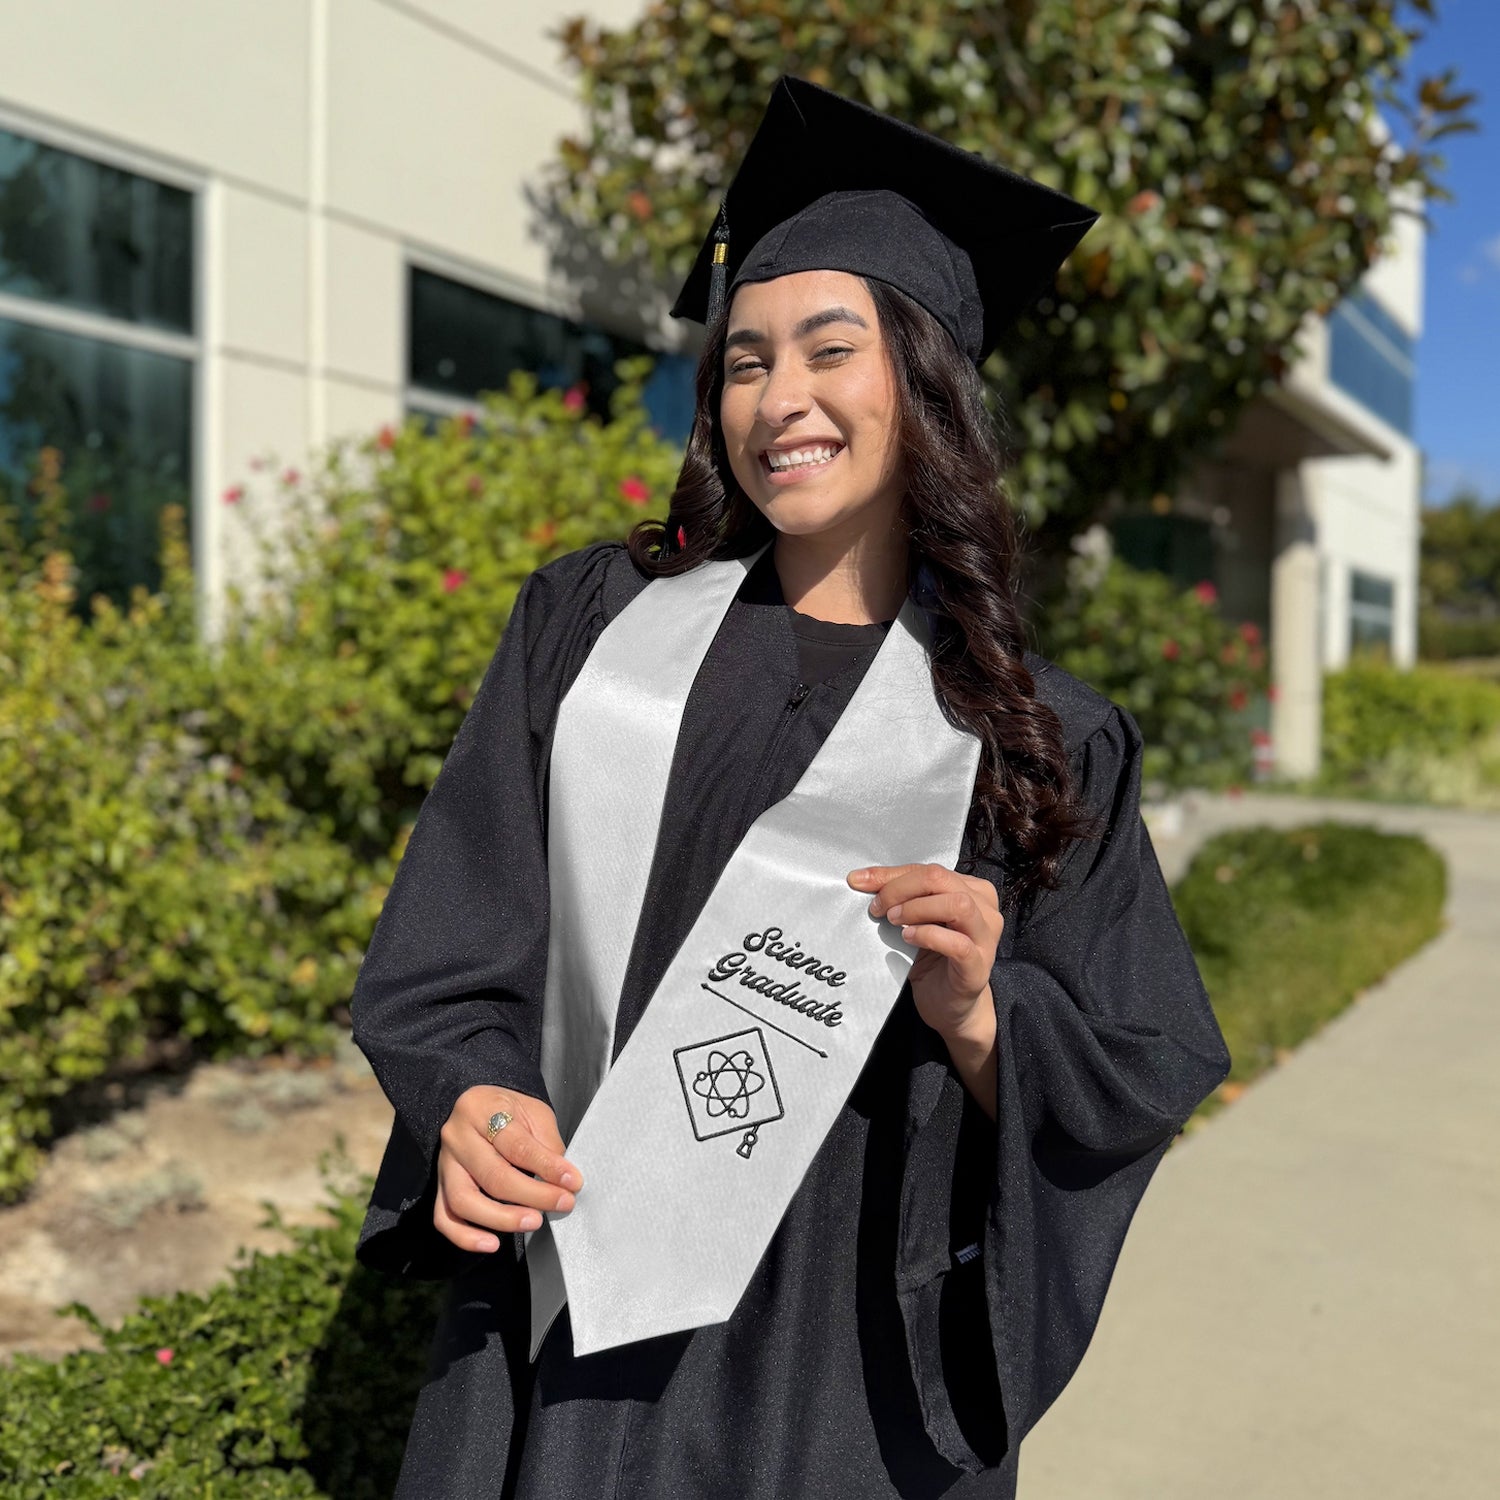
349,540,1231,1498
669,76,1101,362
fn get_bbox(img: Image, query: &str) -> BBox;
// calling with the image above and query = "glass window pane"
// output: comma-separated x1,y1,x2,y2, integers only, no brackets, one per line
409,267,653,423
0,127,194,334
1350,569,1394,609
0,316,193,608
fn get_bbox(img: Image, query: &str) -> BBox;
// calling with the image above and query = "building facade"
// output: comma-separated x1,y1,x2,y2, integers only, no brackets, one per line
0,1,1422,775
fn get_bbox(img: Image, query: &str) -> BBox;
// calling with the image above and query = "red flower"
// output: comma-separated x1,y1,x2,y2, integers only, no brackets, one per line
222,485,245,505
626,190,653,221
562,384,587,412
1229,687,1249,712
1193,579,1218,606
619,476,650,506
377,424,396,451
1161,638,1180,661
467,474,484,495
455,411,474,436
155,1348,174,1365
281,468,300,486
527,519,558,546
1267,683,1280,703
677,524,687,549
87,492,112,513
1127,189,1162,216
1238,620,1261,645
442,568,468,594
1226,783,1244,799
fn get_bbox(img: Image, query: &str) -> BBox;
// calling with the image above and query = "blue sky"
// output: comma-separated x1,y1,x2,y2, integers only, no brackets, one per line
1407,0,1498,505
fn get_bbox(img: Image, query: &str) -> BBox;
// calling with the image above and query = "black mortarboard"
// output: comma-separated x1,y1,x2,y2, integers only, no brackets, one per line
670,76,1100,364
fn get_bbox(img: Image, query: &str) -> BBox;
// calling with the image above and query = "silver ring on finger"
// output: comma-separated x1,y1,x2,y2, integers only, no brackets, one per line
485,1110,513,1146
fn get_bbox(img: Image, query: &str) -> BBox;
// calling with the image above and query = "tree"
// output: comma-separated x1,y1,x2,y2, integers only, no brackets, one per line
546,0,1473,565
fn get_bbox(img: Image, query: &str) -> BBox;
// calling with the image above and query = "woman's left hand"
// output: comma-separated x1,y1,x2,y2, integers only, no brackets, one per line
847,863,1004,1040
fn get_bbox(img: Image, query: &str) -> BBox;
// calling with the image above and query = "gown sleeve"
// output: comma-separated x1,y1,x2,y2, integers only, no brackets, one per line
348,542,627,1279
893,701,1233,1473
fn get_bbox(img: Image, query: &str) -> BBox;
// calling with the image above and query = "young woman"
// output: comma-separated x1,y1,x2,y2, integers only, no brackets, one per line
351,78,1231,1499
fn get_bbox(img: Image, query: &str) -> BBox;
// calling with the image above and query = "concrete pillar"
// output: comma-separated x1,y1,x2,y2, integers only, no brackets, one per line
1270,468,1323,779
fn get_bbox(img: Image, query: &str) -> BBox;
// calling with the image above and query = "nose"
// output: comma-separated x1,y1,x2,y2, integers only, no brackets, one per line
755,360,813,429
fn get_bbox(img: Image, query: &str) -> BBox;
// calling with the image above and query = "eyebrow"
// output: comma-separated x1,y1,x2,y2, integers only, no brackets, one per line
724,305,871,350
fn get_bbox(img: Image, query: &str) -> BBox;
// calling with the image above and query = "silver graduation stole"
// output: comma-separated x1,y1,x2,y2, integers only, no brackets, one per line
522,547,980,1360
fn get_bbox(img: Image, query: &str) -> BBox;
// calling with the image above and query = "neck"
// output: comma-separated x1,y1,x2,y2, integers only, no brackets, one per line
773,522,908,626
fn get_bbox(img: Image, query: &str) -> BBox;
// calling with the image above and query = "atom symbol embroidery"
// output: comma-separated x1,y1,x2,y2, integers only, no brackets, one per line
691,1047,766,1121
674,1027,785,1151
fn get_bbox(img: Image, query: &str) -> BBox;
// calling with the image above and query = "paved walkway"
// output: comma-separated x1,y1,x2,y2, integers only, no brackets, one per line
1020,792,1500,1500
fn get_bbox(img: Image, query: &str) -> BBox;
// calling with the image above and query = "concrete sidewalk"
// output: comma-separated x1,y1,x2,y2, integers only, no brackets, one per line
1020,792,1500,1500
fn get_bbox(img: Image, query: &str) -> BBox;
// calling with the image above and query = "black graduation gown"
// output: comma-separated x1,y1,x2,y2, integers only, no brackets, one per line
349,540,1232,1499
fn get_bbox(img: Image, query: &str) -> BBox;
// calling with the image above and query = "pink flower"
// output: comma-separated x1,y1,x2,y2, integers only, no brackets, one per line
249,456,268,473
1267,683,1280,703
155,1348,174,1365
442,568,468,594
1229,687,1249,712
619,476,650,506
281,468,300,486
677,524,687,549
87,492,112,514
562,384,586,412
1238,620,1261,645
222,485,245,505
1193,579,1218,606
1161,638,1180,661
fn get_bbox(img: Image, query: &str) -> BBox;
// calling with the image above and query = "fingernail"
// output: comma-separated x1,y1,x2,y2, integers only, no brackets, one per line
561,1171,579,1190
522,1213,541,1230
868,897,881,916
477,1235,499,1252
886,903,903,922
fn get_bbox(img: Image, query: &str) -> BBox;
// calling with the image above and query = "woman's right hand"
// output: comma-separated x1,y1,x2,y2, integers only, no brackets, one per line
434,1085,584,1254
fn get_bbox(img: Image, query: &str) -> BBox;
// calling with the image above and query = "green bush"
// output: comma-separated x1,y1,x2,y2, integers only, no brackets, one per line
1175,823,1446,1098
0,1149,444,1498
0,458,372,1202
1418,610,1500,663
209,364,681,850
1037,535,1268,796
1320,659,1500,789
0,369,682,1200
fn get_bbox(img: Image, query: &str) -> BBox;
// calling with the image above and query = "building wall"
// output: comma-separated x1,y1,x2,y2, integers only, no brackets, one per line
1285,183,1424,673
0,0,648,630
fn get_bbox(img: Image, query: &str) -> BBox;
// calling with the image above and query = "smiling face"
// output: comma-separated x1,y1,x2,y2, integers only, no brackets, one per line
719,270,906,546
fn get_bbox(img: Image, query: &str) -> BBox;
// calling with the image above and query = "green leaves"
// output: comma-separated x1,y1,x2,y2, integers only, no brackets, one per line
0,369,683,1202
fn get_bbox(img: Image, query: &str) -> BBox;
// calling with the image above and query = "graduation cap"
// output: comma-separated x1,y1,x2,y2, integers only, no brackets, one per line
670,76,1100,365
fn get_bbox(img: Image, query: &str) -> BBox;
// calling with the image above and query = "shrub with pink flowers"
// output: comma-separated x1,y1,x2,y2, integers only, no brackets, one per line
1038,548,1269,796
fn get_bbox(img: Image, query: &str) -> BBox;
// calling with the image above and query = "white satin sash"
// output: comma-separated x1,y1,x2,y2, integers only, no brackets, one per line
523,548,980,1359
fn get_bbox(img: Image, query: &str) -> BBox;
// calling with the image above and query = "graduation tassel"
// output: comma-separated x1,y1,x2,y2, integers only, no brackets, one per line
704,198,730,329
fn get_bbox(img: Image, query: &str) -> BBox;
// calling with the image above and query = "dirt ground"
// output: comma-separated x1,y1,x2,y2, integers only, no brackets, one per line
0,1037,395,1365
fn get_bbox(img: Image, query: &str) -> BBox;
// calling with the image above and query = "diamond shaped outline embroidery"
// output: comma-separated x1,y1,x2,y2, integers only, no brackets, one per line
673,1027,785,1142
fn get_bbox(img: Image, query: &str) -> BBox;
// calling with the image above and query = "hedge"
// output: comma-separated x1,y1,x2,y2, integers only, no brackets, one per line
0,1151,443,1499
1320,659,1500,790
0,369,680,1201
1174,822,1447,1097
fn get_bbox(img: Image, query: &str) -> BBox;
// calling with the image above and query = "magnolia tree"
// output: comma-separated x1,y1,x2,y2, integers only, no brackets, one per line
546,0,1472,562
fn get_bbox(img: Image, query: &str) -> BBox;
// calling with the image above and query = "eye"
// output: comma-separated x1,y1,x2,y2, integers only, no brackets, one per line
811,345,854,361
727,356,765,376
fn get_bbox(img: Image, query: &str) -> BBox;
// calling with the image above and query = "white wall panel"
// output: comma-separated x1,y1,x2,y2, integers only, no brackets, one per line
0,0,311,197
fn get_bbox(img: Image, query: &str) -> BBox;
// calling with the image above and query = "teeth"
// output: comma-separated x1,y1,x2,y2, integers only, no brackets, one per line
767,444,840,471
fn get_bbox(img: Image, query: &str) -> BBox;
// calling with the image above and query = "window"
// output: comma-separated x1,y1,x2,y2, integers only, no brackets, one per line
1349,568,1395,654
0,125,196,608
405,266,694,442
1328,287,1415,436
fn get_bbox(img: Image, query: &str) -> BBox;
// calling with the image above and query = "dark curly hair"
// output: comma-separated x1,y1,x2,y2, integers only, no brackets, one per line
626,277,1101,914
